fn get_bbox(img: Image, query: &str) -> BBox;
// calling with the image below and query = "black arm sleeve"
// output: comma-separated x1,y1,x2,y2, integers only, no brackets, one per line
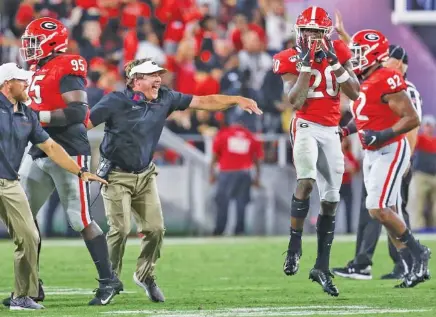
43,75,88,127
60,75,86,93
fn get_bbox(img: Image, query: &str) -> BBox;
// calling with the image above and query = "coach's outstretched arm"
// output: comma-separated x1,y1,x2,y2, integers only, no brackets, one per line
322,37,360,101
188,94,262,114
37,137,107,184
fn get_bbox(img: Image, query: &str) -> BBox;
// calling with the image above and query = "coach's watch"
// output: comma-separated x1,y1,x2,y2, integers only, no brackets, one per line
77,167,88,178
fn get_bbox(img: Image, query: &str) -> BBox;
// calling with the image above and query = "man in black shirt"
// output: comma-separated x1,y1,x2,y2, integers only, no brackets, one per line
89,58,261,302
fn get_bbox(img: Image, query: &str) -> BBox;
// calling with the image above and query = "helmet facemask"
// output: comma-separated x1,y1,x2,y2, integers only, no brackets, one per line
295,25,331,51
20,34,47,63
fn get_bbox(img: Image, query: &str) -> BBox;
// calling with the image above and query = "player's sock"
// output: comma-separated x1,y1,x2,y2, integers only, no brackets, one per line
288,195,310,252
34,220,41,271
288,228,303,253
398,229,422,258
314,214,336,271
85,234,113,280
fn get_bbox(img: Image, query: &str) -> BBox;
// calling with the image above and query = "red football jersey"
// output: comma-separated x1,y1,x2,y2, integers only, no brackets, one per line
213,126,263,171
351,67,407,150
273,40,352,126
28,54,88,112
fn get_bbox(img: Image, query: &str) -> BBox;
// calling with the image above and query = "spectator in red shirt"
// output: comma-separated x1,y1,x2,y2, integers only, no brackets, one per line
210,116,263,235
340,137,359,233
229,13,266,51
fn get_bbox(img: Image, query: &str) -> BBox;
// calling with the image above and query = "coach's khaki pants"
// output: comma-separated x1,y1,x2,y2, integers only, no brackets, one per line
409,171,436,230
101,163,165,281
0,179,39,297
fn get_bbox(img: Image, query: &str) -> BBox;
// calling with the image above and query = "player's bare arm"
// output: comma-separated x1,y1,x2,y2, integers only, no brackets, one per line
283,71,311,110
360,90,420,148
384,90,420,135
38,89,88,127
321,37,360,101
286,35,316,109
37,137,107,184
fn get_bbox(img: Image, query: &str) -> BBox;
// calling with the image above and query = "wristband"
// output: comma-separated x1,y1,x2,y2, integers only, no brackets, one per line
300,66,311,73
39,111,51,123
331,62,342,71
77,167,88,178
336,71,350,83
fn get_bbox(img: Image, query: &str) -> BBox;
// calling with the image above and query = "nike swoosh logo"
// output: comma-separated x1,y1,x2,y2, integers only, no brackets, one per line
101,290,115,305
369,136,376,145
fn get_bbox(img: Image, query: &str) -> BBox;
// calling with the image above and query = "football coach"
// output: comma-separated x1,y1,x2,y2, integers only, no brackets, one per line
0,63,107,310
87,58,262,302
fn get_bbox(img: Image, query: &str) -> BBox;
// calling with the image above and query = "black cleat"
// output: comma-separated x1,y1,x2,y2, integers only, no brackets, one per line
133,273,165,302
283,250,301,276
2,279,44,307
88,274,124,306
395,246,431,288
332,262,372,280
309,268,339,297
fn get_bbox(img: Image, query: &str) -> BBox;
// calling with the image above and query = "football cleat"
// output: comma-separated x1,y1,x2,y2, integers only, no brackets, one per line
309,268,339,297
283,250,301,276
88,274,123,306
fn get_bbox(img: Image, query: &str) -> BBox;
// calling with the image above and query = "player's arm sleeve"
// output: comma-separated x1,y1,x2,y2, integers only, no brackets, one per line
169,89,193,112
28,110,50,145
38,75,89,127
89,93,117,127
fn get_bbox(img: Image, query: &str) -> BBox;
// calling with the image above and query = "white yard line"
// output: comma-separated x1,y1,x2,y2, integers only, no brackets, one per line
101,306,431,316
2,234,434,247
0,286,136,296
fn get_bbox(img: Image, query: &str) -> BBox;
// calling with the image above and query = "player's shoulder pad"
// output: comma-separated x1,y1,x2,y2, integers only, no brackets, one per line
272,48,299,75
373,67,407,93
54,54,88,79
375,67,403,79
333,39,352,65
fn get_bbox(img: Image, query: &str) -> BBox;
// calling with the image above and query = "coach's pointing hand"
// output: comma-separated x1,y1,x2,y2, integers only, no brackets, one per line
237,97,263,115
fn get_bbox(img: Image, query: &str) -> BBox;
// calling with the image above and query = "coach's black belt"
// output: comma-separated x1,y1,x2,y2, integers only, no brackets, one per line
112,165,149,174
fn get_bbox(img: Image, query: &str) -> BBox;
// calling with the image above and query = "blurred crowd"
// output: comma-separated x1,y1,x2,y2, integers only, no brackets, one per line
0,0,298,150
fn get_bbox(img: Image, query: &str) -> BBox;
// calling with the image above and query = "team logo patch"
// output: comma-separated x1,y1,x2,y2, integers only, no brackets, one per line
364,33,379,41
41,21,57,30
299,123,309,128
289,55,298,63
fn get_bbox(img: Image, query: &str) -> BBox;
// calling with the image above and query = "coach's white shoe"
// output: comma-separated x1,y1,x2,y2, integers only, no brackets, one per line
10,296,44,310
133,273,165,302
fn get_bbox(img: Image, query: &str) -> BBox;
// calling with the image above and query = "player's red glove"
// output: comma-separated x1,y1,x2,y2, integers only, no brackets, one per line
321,36,339,65
297,34,317,69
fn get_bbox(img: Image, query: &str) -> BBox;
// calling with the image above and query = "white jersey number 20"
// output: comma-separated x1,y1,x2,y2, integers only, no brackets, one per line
308,66,339,98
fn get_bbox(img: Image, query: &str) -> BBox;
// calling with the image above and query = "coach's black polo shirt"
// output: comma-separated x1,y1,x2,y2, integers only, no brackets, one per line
0,93,49,180
89,87,192,172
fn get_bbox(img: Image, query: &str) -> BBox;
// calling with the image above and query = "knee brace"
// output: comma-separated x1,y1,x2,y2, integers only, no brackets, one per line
291,195,310,218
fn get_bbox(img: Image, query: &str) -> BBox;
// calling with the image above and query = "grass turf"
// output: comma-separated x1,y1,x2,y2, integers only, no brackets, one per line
0,236,434,316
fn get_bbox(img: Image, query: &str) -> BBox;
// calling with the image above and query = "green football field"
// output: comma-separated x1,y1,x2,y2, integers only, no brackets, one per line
0,235,435,317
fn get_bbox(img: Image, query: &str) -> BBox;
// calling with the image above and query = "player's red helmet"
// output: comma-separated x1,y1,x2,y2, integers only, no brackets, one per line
295,6,333,44
349,29,389,75
20,17,68,64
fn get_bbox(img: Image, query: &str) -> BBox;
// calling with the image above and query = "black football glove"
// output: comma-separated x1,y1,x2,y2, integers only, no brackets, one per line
359,128,396,147
321,35,338,65
297,34,317,68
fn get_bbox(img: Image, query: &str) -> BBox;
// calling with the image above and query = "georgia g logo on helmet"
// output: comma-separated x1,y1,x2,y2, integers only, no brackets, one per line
364,33,380,42
40,21,58,30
